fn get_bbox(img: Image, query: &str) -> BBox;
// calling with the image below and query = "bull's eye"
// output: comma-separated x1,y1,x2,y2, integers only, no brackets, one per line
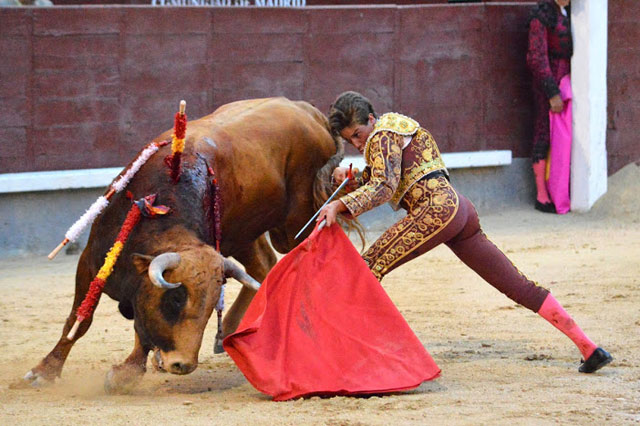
160,286,187,324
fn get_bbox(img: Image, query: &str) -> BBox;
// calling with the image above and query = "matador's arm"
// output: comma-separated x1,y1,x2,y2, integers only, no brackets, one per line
340,131,403,217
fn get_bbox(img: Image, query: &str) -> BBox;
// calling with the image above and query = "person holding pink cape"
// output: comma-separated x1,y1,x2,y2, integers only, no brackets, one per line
527,0,572,213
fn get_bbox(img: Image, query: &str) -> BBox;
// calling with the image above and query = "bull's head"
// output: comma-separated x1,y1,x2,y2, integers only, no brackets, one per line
130,243,259,376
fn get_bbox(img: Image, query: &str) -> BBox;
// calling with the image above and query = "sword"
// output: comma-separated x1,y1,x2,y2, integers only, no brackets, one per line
294,164,354,240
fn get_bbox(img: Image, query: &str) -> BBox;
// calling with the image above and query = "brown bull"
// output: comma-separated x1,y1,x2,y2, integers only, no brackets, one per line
24,97,343,392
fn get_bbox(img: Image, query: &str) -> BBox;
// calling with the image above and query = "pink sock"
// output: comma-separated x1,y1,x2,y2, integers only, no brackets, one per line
532,160,551,203
538,294,597,360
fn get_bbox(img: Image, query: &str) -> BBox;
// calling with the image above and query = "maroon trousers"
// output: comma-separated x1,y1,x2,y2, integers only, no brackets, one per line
363,176,549,312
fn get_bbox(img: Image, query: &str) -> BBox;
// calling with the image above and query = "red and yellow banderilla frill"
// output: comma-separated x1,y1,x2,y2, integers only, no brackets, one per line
67,194,169,340
166,100,187,183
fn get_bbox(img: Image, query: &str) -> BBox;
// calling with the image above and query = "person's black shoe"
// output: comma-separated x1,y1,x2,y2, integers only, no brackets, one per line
579,347,613,373
535,200,556,213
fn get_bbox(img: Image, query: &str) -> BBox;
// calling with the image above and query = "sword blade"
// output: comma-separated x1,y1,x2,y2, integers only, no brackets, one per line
294,177,350,240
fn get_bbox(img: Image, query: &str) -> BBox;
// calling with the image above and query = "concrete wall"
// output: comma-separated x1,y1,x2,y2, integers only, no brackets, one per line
0,188,100,257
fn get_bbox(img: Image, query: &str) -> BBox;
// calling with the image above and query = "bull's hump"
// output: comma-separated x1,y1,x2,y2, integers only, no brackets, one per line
210,97,285,122
215,97,312,126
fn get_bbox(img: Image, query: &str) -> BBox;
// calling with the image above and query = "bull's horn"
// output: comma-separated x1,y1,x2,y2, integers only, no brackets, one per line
223,259,261,291
149,253,182,289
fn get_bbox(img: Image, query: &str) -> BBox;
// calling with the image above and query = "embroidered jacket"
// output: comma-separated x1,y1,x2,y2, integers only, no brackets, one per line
340,113,447,217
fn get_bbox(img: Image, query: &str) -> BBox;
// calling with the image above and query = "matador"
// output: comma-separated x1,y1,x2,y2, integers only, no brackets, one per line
318,91,612,374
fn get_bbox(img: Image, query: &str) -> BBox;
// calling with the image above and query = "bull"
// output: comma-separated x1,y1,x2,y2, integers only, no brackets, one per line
24,97,344,392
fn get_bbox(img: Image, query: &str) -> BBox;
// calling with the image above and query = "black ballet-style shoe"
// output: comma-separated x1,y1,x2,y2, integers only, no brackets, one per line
579,347,613,373
535,200,556,213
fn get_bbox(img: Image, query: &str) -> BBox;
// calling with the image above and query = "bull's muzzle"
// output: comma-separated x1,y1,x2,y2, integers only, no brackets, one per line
158,351,197,375
168,361,196,375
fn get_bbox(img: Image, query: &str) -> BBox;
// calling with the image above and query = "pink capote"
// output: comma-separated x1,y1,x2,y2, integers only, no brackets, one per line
547,74,572,214
223,223,440,401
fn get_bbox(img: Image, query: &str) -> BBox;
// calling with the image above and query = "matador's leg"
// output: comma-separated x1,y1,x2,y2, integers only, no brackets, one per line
445,193,549,312
446,194,610,371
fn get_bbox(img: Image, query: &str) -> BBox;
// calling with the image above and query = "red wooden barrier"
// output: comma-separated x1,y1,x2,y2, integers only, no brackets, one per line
0,3,637,175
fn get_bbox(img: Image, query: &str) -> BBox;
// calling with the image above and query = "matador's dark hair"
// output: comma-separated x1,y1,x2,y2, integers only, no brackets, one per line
328,91,377,136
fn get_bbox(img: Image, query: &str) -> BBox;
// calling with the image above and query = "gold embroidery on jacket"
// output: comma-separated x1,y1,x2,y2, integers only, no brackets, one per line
391,129,447,206
363,176,459,280
341,114,448,216
364,112,419,165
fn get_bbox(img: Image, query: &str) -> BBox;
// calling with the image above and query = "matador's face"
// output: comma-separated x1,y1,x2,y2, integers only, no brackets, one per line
340,114,376,154
555,0,570,7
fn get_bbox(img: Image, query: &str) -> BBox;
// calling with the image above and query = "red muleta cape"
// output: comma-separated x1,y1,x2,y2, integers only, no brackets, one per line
223,223,440,401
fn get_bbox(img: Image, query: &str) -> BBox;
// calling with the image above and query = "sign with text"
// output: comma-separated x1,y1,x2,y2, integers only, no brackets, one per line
151,0,306,6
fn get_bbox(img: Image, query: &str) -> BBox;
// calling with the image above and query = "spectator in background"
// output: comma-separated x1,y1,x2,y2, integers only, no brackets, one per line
526,0,571,213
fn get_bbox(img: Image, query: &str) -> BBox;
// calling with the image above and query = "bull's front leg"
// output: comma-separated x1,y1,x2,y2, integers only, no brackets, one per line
22,258,95,387
216,286,257,354
104,331,150,394
23,311,94,386
216,235,276,353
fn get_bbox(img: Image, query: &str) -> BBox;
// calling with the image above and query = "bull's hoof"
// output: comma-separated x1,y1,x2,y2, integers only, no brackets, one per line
104,365,144,394
213,337,225,354
13,369,55,389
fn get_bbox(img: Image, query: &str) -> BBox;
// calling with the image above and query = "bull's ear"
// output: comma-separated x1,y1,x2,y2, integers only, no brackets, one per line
118,300,135,320
132,253,154,274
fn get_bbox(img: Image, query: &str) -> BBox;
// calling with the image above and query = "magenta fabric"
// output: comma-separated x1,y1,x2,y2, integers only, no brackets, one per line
548,74,572,214
223,223,440,401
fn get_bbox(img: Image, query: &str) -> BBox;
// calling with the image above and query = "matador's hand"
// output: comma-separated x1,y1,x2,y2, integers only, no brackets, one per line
317,200,347,227
332,167,360,191
332,167,349,185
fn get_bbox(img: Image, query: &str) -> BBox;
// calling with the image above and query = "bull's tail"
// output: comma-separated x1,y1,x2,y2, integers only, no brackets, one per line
312,133,366,250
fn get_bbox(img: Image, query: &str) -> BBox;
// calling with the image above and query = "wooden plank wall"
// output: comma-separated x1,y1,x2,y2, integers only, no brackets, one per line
0,2,637,174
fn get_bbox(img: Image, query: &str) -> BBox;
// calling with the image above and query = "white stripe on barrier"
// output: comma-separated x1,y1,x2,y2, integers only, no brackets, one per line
0,150,511,194
0,167,122,194
340,150,512,171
